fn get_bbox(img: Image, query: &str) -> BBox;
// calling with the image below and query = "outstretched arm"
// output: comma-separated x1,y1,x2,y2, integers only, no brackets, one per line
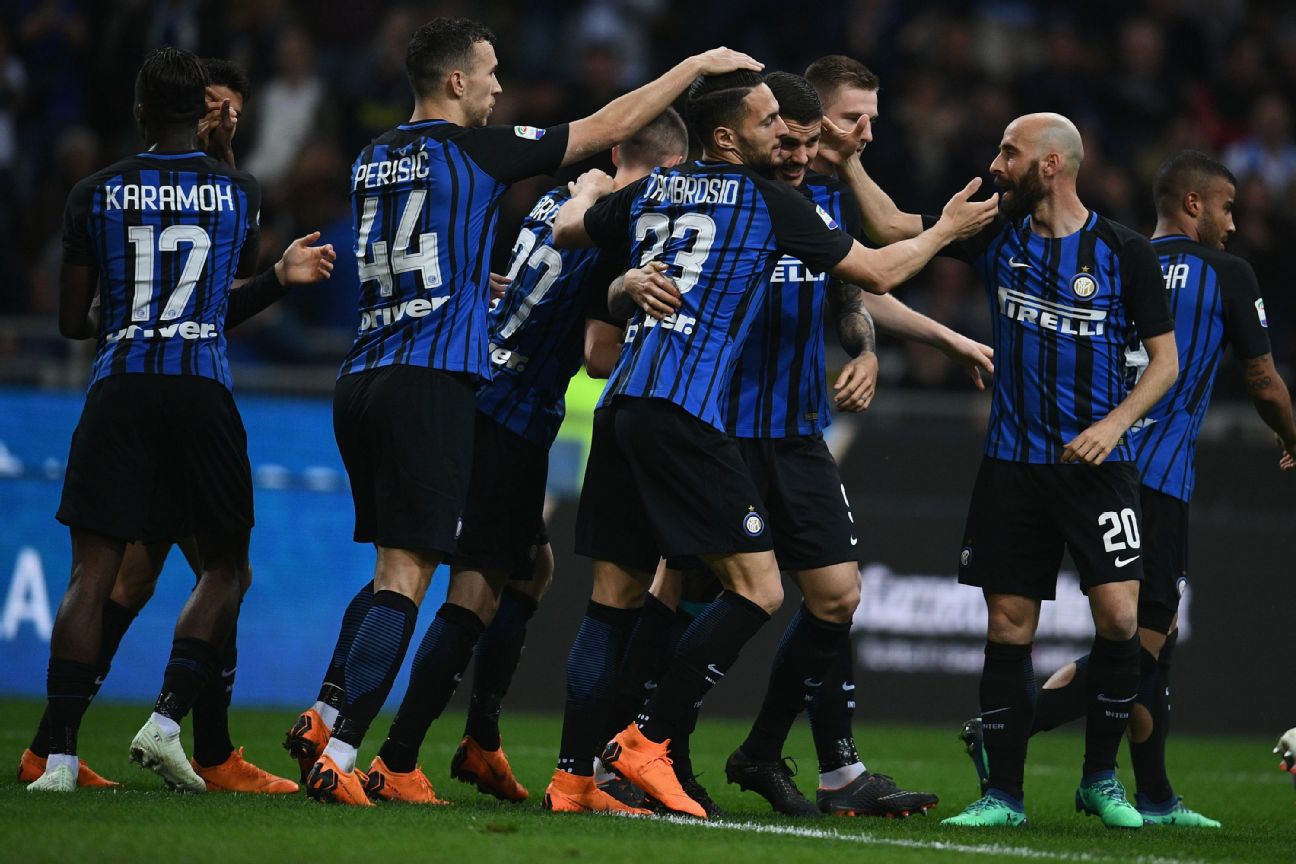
1242,353,1296,470
820,116,924,244
863,292,994,389
553,170,617,248
828,178,998,293
1063,331,1178,465
563,48,762,166
227,232,336,329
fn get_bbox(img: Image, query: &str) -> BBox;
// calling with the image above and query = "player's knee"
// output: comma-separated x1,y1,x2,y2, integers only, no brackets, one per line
986,606,1035,643
592,567,647,609
745,580,783,616
1092,606,1138,640
110,570,158,612
806,585,859,624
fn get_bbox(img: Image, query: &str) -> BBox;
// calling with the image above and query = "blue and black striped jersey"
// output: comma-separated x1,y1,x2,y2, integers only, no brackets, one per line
941,211,1174,463
339,120,569,380
725,172,862,438
1131,236,1271,501
475,186,622,448
62,150,261,391
584,162,855,430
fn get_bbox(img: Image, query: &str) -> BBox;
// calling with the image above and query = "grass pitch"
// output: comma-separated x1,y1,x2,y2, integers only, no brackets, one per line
2,698,1292,863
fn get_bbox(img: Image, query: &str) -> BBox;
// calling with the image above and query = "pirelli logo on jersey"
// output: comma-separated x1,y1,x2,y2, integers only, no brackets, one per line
997,286,1107,337
769,255,827,284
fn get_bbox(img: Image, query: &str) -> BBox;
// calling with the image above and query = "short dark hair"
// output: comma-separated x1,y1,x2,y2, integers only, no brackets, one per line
686,69,766,148
406,17,496,98
804,55,880,103
202,58,251,103
764,72,821,125
618,107,689,168
1153,150,1237,215
135,46,208,127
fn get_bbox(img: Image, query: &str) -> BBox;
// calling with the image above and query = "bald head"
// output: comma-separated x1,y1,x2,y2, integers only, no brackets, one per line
1009,112,1084,177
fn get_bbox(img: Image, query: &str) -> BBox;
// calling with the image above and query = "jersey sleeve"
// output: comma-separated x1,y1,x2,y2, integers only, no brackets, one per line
1216,255,1273,359
583,250,625,326
762,180,854,273
61,178,96,266
461,123,571,184
583,180,643,251
920,213,1004,264
1119,234,1174,339
234,173,262,279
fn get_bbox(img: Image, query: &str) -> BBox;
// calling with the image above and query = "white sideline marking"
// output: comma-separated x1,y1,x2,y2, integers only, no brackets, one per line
664,816,1203,864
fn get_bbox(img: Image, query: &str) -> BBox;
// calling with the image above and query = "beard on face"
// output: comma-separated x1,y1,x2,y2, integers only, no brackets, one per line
1198,210,1230,250
998,159,1046,221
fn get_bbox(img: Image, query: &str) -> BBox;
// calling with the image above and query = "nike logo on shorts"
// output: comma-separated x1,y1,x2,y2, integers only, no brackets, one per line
1114,555,1140,568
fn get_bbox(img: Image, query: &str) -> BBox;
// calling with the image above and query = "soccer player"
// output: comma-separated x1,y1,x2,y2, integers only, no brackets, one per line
291,15,762,807
28,46,322,794
972,151,1296,828
616,72,989,818
837,111,1180,828
1277,728,1296,775
357,110,690,806
550,69,997,818
20,57,329,795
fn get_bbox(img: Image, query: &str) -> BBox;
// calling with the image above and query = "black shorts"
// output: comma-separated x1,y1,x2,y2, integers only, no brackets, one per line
1137,485,1188,634
666,435,858,572
454,411,550,581
334,365,475,554
573,405,662,574
57,374,253,545
958,457,1144,600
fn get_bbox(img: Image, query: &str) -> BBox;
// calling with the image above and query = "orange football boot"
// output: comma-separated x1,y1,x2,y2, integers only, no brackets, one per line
601,724,706,819
192,747,299,793
363,756,449,805
450,736,528,802
305,754,373,807
283,708,330,782
542,769,652,814
17,749,119,788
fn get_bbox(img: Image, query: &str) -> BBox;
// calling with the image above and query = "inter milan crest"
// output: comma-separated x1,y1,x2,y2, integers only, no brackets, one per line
1071,270,1098,299
742,507,765,537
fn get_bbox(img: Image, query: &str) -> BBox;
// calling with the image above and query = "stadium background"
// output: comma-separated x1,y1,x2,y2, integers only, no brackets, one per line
0,0,1292,734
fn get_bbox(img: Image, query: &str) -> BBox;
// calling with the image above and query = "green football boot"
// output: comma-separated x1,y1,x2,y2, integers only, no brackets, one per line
1135,793,1221,828
1075,773,1142,829
941,790,1027,827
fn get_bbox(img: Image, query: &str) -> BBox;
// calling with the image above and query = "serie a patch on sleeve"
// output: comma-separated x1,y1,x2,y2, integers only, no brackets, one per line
1256,297,1268,327
514,126,546,140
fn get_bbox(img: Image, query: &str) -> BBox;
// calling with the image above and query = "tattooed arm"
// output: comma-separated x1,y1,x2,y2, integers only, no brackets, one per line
1243,353,1296,470
827,280,878,412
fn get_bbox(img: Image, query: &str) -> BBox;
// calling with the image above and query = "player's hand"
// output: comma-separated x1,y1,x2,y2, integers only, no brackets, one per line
1061,417,1125,465
275,231,336,285
489,272,512,304
834,352,878,412
691,47,763,76
198,92,237,164
1274,727,1296,773
940,332,994,390
1278,435,1296,471
624,261,682,320
818,115,868,167
938,178,999,241
568,168,615,200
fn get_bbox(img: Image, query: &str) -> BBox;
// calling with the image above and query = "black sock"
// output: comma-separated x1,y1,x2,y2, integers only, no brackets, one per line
1083,634,1140,778
378,603,485,772
808,626,858,773
980,641,1035,802
317,580,374,711
1031,655,1089,734
1130,635,1175,802
556,601,638,775
46,658,100,756
604,594,678,740
637,591,770,744
192,620,238,767
741,605,848,762
332,590,417,748
154,637,220,724
463,588,537,750
32,600,136,758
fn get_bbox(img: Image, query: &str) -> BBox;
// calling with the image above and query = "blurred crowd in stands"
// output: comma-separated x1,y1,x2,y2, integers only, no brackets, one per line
2,0,1294,395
